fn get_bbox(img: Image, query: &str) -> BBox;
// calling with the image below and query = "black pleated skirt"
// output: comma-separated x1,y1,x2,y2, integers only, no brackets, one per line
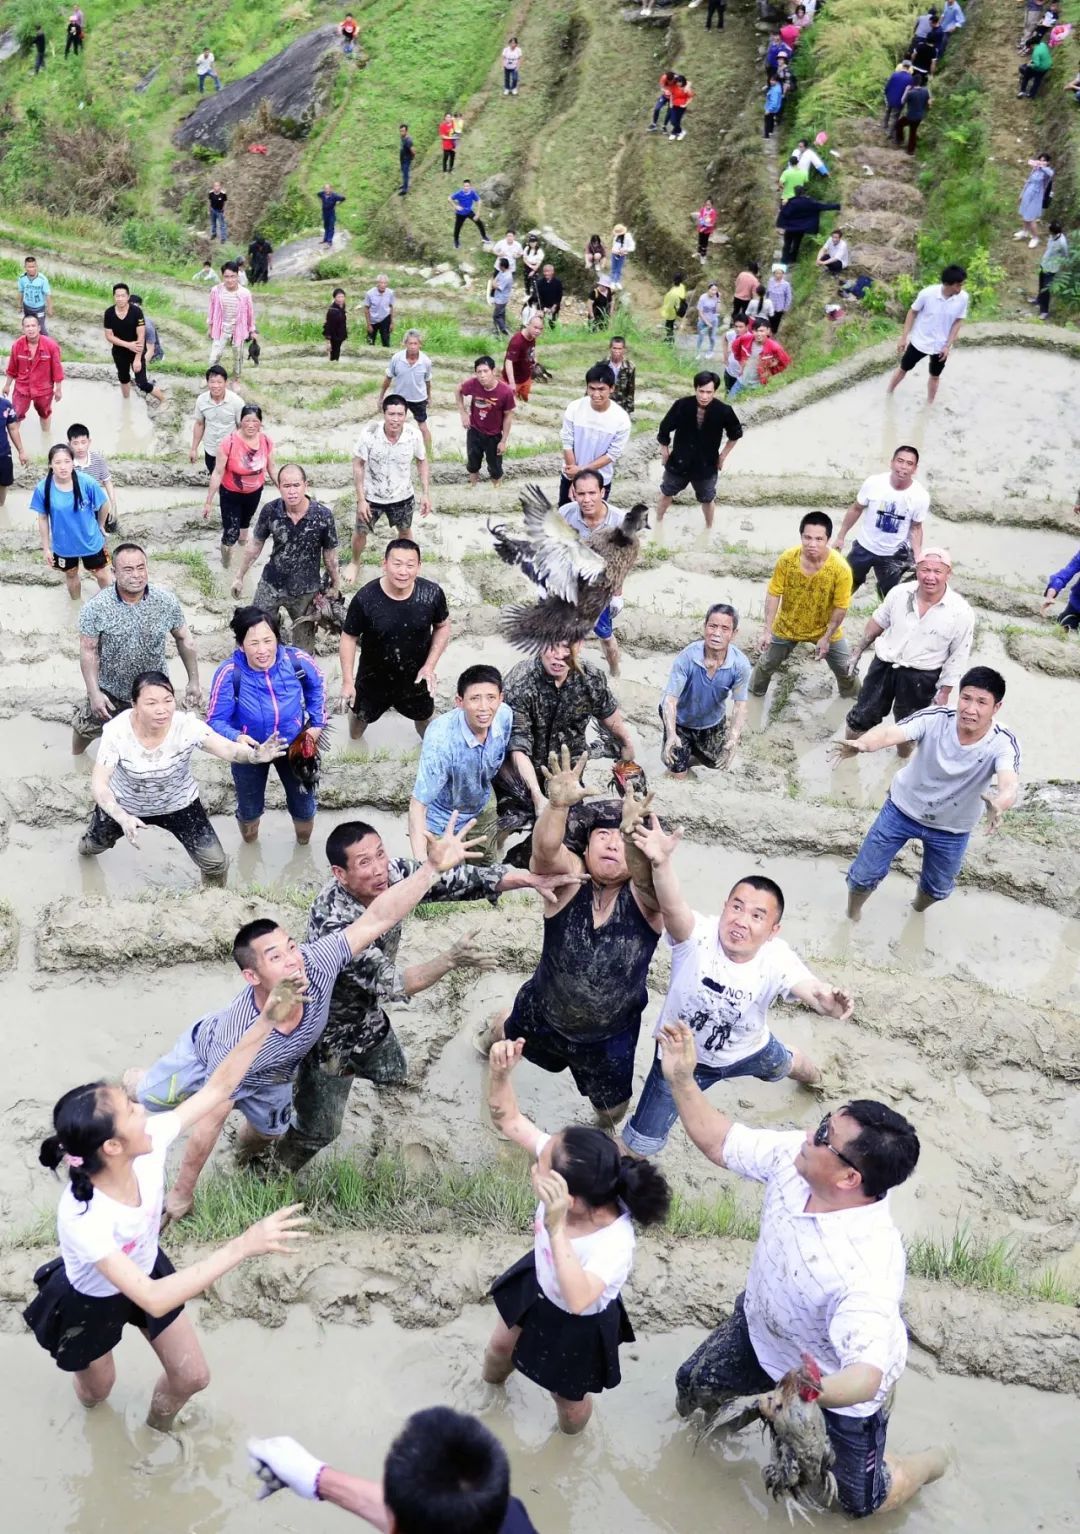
23,1250,184,1372
490,1250,635,1401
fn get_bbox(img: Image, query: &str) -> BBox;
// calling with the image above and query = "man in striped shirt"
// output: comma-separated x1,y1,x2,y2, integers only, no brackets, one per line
660,1021,946,1519
129,817,483,1221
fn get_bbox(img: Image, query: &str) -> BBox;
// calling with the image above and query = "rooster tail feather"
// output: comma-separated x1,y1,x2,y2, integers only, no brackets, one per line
499,598,593,654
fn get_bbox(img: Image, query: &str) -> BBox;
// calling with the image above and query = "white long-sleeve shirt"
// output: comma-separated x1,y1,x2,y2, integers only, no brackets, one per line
559,396,631,486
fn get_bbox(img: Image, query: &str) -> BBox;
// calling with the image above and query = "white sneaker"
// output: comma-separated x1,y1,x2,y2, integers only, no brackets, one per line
1028,236,1039,248
503,88,510,95
1013,229,1027,239
512,88,518,94
675,131,686,140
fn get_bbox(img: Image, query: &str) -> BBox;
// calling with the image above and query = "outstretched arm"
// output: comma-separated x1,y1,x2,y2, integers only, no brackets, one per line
630,815,692,939
657,1022,732,1166
173,980,305,1133
531,745,589,876
344,815,486,956
487,1038,543,1148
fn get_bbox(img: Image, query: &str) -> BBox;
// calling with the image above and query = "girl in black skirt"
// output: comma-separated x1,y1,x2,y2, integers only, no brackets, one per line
24,981,308,1430
484,1039,670,1434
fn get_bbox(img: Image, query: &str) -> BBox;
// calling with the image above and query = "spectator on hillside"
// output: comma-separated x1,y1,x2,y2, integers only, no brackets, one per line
766,266,793,333
706,0,727,27
196,47,221,93
721,317,749,394
692,200,718,263
816,228,850,275
319,184,346,246
764,32,792,75
1015,153,1054,246
796,137,829,177
489,259,514,338
503,36,522,94
522,233,545,297
585,234,606,274
1031,221,1068,318
666,75,694,140
504,314,544,402
610,224,635,288
695,283,722,360
247,234,272,285
728,318,791,399
661,273,688,344
731,263,761,322
764,75,783,137
193,259,218,282
882,60,914,136
397,123,414,198
339,12,358,53
896,76,931,154
450,181,489,248
65,12,83,56
534,264,563,327
792,3,812,30
779,18,801,50
910,32,937,81
745,285,775,325
777,190,841,264
779,153,809,202
938,0,965,53
324,288,348,361
438,109,458,173
364,275,396,348
457,354,516,486
208,181,228,243
648,70,678,132
589,278,613,331
603,335,636,414
1019,32,1053,93
32,24,46,72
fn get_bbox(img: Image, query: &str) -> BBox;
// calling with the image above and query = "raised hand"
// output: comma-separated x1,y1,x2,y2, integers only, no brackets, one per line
425,810,486,870
263,976,307,1026
539,743,589,807
630,811,682,866
619,783,655,837
242,1203,310,1257
524,870,587,905
533,1166,571,1234
448,929,498,971
657,1020,699,1084
255,732,287,763
488,1037,526,1073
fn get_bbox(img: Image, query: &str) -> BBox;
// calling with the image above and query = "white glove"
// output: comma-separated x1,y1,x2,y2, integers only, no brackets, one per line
248,1435,326,1501
608,595,625,617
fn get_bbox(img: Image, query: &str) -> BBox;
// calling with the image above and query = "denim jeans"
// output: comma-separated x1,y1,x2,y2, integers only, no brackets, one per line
210,207,227,241
232,758,316,823
611,252,625,284
198,70,221,93
847,794,970,902
400,157,411,192
504,66,519,90
622,1037,793,1156
695,318,718,355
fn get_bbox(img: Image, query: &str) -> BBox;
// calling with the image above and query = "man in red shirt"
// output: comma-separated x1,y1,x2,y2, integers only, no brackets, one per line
3,314,63,432
503,313,544,404
456,355,516,486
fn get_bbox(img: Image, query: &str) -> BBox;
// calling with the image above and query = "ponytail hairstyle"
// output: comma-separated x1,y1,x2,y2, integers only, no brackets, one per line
39,1082,116,1209
42,443,83,522
553,1126,671,1227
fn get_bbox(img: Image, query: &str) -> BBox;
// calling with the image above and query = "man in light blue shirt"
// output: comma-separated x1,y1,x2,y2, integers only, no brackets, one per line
661,603,751,776
364,275,396,347
409,664,512,864
18,256,52,335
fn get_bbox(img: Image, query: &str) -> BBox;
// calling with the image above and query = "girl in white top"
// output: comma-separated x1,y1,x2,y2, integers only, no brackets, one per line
83,669,284,883
483,1040,670,1434
23,983,309,1428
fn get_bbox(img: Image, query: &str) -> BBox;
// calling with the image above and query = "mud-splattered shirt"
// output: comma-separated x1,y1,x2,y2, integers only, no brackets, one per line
343,577,449,686
306,860,507,1072
252,496,338,597
79,583,185,701
503,655,618,770
724,1124,908,1417
656,914,811,1066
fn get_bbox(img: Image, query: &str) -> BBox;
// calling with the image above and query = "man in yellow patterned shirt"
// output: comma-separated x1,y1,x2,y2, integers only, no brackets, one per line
749,511,856,698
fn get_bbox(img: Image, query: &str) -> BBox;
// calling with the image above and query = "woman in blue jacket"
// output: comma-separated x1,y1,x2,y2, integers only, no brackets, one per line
207,606,328,843
1042,548,1080,630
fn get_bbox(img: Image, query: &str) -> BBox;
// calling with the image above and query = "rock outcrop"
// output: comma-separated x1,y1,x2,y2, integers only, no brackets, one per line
173,26,341,153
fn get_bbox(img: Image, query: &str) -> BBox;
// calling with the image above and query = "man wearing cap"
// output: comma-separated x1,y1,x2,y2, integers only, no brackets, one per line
844,547,974,751
830,446,928,598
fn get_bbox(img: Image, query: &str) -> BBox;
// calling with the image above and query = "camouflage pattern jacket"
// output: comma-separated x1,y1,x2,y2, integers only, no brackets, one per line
307,858,506,1073
504,655,619,772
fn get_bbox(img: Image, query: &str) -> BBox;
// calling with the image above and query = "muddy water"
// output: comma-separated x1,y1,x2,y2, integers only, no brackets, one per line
2,1305,1078,1533
0,377,160,460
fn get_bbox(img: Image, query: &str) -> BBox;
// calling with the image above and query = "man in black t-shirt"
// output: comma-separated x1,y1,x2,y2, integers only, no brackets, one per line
102,282,165,402
655,370,743,531
338,537,450,741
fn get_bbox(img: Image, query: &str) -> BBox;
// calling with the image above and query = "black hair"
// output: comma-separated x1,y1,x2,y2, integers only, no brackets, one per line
276,462,307,484
553,1126,671,1226
692,369,721,390
750,316,770,330
239,403,263,422
728,873,784,918
755,284,767,297
799,509,833,537
959,665,1006,703
112,541,147,562
222,261,239,274
131,669,174,702
457,663,503,697
705,600,739,627
842,1100,920,1199
230,604,280,645
205,364,228,381
382,393,408,411
496,257,510,270
332,287,346,298
325,819,380,870
233,918,281,970
474,354,496,370
893,443,920,464
40,1082,116,1208
42,444,82,521
571,467,603,491
399,122,409,130
585,362,615,387
65,423,91,442
941,263,967,285
112,282,129,295
130,293,143,306
383,1407,510,1534
747,261,760,275
384,537,421,560
25,255,36,263
1049,221,1063,236
610,334,625,344
671,270,686,284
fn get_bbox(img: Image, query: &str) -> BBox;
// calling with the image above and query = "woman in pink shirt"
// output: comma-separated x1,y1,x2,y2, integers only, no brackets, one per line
202,404,277,567
730,263,761,322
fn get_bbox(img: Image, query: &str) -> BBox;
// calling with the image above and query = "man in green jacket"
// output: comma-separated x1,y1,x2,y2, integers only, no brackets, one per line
1018,38,1052,98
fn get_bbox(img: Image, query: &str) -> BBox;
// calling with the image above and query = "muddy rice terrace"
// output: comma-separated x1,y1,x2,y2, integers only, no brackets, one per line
0,237,1078,1531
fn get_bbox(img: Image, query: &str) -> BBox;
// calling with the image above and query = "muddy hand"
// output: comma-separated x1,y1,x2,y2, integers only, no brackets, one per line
826,738,861,764
242,1203,311,1257
533,1166,570,1233
527,870,587,905
980,791,1005,834
256,731,287,763
539,744,589,807
449,928,498,971
620,784,654,837
426,811,484,871
657,1021,698,1083
631,811,681,865
263,976,307,1025
489,1037,526,1072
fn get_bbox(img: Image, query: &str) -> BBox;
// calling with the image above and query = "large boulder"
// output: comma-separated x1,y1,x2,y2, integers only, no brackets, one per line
173,25,341,153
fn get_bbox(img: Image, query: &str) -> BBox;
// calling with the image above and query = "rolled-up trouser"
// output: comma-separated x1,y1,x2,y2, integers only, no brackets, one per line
275,1028,408,1171
847,793,970,902
208,332,243,376
79,799,227,882
748,636,856,697
845,656,941,733
252,580,318,653
71,689,130,744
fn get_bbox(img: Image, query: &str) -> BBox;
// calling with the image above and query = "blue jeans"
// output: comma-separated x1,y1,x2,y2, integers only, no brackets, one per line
847,794,970,902
198,70,221,93
622,1036,793,1156
232,758,316,824
400,158,411,192
210,207,227,241
695,318,718,355
610,252,625,284
504,66,519,90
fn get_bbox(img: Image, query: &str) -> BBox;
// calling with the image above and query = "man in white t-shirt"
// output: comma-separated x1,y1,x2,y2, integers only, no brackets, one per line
621,820,853,1157
492,230,524,271
886,263,969,403
837,664,1021,915
830,445,929,596
659,1020,945,1520
345,396,431,582
558,363,631,507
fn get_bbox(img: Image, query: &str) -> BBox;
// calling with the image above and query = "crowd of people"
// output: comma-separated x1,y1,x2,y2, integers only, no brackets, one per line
5,5,1071,1532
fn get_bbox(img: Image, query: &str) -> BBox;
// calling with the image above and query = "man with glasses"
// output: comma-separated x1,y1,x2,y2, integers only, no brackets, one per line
657,1019,945,1520
620,819,852,1158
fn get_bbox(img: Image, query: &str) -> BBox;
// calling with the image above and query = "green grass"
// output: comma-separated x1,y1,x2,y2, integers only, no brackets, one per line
906,1226,1079,1306
162,549,217,598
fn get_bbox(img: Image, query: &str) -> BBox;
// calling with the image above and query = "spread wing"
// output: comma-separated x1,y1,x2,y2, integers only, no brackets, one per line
517,485,606,600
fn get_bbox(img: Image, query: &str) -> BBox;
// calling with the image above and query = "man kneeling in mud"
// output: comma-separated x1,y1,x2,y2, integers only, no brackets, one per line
475,746,662,1127
273,820,581,1172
